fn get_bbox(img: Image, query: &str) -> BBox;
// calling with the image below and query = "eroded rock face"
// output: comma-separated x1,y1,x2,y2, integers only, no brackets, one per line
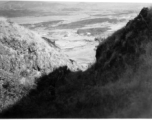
0,19,79,85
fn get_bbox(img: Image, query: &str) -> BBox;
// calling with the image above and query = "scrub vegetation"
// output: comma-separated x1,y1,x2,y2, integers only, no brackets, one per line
1,7,152,118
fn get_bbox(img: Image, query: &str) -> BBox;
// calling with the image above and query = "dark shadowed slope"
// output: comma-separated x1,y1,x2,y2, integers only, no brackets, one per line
2,7,152,118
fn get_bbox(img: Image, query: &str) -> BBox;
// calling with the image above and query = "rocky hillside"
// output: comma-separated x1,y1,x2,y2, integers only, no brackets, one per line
1,7,152,118
0,18,81,86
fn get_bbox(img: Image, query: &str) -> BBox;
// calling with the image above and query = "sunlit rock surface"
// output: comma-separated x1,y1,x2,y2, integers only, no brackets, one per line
0,19,82,86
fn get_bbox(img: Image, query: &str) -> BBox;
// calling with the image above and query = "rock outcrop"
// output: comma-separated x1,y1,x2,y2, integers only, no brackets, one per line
0,19,79,86
95,7,151,72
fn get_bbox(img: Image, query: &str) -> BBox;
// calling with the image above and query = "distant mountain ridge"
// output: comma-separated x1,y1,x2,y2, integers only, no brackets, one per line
0,1,80,17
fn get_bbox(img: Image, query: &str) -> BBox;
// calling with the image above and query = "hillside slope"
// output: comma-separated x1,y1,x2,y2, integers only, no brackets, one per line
0,18,82,113
1,7,152,118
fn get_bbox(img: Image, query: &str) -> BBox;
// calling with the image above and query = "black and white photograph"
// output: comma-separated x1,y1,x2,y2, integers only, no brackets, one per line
0,0,152,118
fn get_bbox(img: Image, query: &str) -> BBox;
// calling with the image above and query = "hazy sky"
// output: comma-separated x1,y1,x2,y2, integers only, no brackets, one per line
1,0,152,3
